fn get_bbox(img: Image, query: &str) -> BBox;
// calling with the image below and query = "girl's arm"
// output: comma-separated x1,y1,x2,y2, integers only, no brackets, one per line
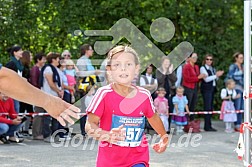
74,65,79,73
174,104,179,115
147,113,169,153
85,113,125,143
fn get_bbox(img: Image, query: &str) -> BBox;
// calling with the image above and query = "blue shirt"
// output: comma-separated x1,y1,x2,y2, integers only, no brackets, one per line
0,63,2,70
173,95,188,115
76,55,95,71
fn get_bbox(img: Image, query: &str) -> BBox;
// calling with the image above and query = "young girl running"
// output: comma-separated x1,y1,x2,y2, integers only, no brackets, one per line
220,79,239,133
85,45,168,167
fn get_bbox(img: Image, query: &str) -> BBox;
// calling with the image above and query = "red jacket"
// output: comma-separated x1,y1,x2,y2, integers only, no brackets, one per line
182,63,200,89
0,98,17,124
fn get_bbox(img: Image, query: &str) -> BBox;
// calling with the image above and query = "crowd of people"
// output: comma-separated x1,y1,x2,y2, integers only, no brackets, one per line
0,43,244,145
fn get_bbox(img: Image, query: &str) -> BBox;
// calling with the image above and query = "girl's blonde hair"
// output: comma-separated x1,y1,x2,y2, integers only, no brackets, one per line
176,86,184,92
225,79,235,87
107,45,140,66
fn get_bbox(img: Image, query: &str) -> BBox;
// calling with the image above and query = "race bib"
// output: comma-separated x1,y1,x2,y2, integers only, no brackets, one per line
111,115,145,147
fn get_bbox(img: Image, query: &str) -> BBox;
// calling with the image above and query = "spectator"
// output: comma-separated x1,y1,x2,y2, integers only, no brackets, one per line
30,53,46,140
220,79,239,133
172,86,190,135
5,45,23,113
226,52,244,131
76,44,101,77
76,44,101,134
30,53,46,88
182,53,206,121
80,85,95,137
61,50,72,60
154,87,169,133
40,52,63,142
175,57,189,87
0,64,80,126
65,59,79,103
0,92,24,144
156,56,177,133
57,58,74,141
20,51,34,134
200,54,224,131
140,65,158,98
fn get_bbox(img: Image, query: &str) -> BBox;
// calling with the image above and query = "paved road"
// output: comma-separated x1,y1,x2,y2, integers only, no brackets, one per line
0,121,243,167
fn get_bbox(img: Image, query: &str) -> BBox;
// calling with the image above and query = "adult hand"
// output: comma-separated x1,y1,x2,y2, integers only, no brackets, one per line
198,74,207,79
95,70,102,75
12,118,21,125
216,70,224,77
44,96,81,126
236,94,241,99
168,64,174,74
57,90,64,99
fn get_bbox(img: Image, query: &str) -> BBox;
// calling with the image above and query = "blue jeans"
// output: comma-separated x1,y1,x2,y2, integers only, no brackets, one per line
0,123,21,137
234,89,244,128
13,99,20,113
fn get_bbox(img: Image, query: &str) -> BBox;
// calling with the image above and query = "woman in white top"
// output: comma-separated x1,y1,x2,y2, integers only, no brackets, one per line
200,54,224,131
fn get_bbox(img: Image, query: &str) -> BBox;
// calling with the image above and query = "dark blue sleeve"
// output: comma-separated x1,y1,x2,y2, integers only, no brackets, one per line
0,63,2,70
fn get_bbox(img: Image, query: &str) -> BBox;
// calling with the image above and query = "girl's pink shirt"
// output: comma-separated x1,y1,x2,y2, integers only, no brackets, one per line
86,84,155,167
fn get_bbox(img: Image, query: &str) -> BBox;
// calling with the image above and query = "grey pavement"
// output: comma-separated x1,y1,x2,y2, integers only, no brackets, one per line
0,121,243,167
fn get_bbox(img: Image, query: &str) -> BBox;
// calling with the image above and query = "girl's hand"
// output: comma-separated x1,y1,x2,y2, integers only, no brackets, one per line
236,94,241,99
152,137,168,153
109,125,126,143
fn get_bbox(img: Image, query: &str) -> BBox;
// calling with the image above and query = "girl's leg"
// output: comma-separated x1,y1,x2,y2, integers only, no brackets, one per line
225,122,229,130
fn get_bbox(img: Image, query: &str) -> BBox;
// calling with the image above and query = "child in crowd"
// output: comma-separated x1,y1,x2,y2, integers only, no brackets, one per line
85,45,168,167
172,86,190,134
64,59,79,103
220,79,239,133
80,85,95,137
154,87,169,133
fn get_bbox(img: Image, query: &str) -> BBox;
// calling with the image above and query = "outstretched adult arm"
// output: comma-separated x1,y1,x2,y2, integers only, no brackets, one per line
0,66,80,126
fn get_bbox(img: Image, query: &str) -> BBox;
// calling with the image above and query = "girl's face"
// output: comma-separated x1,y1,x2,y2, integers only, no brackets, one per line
158,90,166,98
205,56,213,66
176,89,184,97
236,54,244,64
228,82,235,89
66,65,74,70
14,49,23,59
162,59,170,69
108,52,139,85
